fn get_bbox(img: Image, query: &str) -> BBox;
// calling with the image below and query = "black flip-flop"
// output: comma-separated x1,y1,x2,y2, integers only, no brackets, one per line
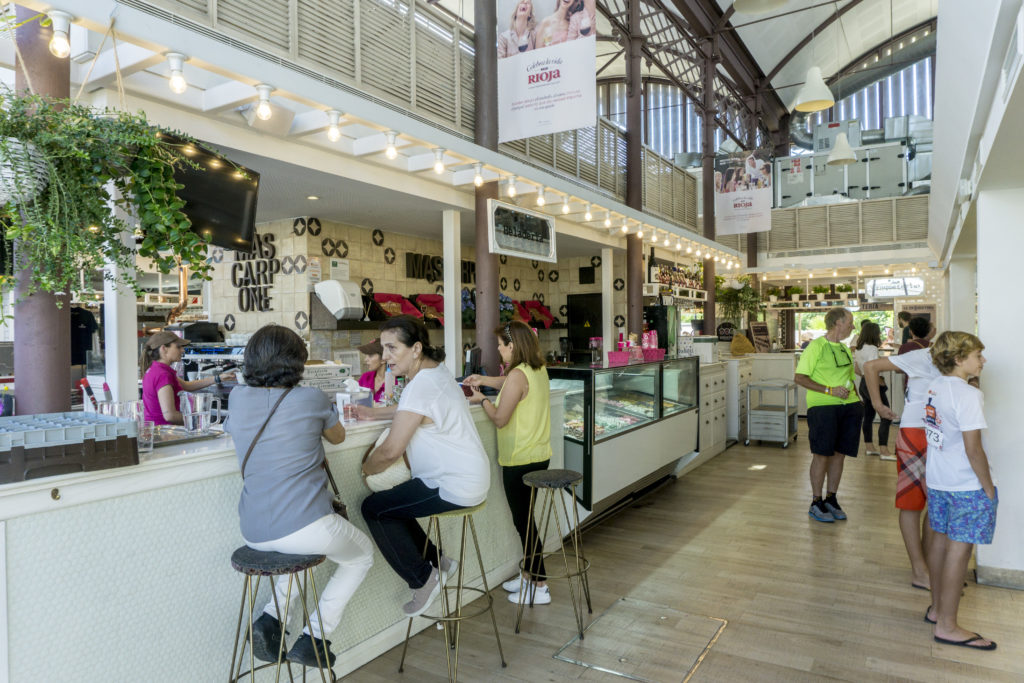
923,606,936,624
912,582,930,591
933,633,997,650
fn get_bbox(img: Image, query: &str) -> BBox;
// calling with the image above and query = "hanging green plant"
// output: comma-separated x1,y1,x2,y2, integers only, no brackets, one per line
0,88,216,310
714,274,762,325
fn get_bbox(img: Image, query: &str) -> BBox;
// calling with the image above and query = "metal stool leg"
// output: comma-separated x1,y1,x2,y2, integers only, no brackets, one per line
513,486,540,634
549,488,584,638
267,578,296,683
293,571,329,683
467,514,506,670
305,569,337,682
564,482,592,614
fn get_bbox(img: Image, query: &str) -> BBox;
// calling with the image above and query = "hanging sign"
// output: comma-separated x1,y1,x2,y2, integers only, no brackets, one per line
487,199,557,263
714,151,773,235
496,0,597,143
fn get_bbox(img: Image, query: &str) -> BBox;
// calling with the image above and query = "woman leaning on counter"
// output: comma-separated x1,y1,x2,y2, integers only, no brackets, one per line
139,331,234,426
466,321,553,606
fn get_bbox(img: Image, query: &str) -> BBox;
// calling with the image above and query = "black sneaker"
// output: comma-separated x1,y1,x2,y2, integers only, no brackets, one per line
823,494,847,520
249,613,285,663
287,633,337,669
808,498,835,523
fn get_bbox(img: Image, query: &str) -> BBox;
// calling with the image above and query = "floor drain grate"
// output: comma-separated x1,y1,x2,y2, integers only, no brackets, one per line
553,597,727,682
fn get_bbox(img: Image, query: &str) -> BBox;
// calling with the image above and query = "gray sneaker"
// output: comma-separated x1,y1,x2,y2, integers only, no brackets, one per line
823,495,847,520
809,499,835,523
403,567,442,617
439,554,458,583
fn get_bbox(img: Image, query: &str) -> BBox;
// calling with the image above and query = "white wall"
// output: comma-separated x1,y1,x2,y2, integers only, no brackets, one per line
974,188,1024,587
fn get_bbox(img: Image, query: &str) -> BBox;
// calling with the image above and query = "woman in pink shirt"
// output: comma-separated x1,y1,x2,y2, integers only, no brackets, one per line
140,331,232,425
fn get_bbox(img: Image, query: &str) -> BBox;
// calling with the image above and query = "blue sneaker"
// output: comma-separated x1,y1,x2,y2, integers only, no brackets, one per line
809,499,835,523
823,495,847,520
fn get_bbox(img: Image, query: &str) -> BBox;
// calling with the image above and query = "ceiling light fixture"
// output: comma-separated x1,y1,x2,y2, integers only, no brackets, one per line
793,66,834,113
166,52,188,94
676,240,682,250
432,148,446,174
306,195,319,201
604,211,612,228
650,228,659,243
832,269,838,277
507,176,517,197
664,234,670,247
562,196,571,214
695,248,702,258
254,84,274,121
785,273,790,279
47,11,72,59
473,163,484,187
384,131,399,159
536,186,546,206
858,269,863,275
636,227,644,239
704,251,712,260
584,204,593,221
686,245,693,254
827,133,857,165
326,109,343,142
621,218,629,233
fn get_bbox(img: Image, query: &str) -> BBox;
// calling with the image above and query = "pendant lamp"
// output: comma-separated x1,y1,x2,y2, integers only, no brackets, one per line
793,66,834,113
733,0,786,13
827,133,857,166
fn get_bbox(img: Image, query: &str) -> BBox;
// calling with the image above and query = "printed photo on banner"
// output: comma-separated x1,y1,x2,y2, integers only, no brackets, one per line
714,150,773,235
496,0,597,143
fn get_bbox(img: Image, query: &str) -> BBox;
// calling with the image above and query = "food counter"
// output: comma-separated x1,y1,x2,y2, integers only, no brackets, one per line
0,394,564,682
549,357,699,512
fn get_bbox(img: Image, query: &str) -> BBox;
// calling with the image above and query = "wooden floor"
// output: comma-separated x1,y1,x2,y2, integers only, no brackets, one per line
351,423,1024,682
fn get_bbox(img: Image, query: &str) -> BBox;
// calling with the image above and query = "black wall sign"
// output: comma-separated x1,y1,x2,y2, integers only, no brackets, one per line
232,232,279,312
405,252,476,284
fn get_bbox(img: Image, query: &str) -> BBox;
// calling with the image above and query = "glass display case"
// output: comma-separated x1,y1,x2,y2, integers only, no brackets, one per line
549,356,699,510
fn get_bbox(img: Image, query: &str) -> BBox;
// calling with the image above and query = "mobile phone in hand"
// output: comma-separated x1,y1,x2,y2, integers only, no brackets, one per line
460,383,473,397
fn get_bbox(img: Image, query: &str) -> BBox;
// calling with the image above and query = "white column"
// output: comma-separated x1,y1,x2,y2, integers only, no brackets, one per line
975,188,1024,588
442,210,462,377
103,232,139,402
946,255,976,333
602,247,614,363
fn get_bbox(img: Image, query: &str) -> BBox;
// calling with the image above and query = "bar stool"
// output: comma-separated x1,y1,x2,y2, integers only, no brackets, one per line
398,502,507,682
228,546,336,683
514,469,592,638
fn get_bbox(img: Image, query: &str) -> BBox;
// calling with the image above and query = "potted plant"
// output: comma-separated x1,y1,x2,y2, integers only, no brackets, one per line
0,89,214,313
836,283,854,299
787,285,803,301
715,275,762,327
765,286,782,302
812,285,830,300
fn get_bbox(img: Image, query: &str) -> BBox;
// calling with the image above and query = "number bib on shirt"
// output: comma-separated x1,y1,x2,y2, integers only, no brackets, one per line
924,424,944,449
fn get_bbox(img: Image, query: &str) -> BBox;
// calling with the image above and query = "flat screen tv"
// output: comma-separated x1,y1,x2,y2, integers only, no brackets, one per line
165,135,260,251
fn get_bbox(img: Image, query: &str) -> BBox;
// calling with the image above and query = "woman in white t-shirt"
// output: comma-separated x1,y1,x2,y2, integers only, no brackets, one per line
853,322,892,458
360,315,490,618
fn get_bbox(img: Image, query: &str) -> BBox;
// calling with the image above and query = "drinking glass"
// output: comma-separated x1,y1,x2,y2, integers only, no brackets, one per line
137,420,155,453
183,412,211,434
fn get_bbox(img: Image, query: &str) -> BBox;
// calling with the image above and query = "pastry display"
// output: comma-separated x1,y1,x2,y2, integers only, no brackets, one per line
596,390,655,417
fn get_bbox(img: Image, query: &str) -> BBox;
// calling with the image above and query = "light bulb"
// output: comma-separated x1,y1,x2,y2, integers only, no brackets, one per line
473,163,483,187
326,110,342,142
649,230,658,243
704,252,711,260
254,84,274,121
636,228,644,239
604,212,612,228
621,219,629,233
785,273,790,279
433,149,446,174
536,187,546,206
884,268,889,274
832,270,838,277
384,131,399,159
507,176,517,197
561,197,570,214
686,245,692,254
858,269,863,275
676,241,682,251
664,235,670,246
166,53,188,94
695,250,702,258
584,204,592,221
47,11,72,59
911,266,917,273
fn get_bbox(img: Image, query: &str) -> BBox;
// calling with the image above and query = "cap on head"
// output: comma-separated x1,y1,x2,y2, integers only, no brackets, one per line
145,330,190,350
357,338,383,356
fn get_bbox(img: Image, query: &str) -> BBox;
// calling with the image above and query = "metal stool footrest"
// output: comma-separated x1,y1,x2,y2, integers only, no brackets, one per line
519,550,591,582
420,586,494,623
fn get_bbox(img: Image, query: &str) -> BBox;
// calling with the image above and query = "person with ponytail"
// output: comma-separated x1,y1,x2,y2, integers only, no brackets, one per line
360,315,490,617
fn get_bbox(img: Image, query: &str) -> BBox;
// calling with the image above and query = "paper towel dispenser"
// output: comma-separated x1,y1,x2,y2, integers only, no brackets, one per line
313,280,363,320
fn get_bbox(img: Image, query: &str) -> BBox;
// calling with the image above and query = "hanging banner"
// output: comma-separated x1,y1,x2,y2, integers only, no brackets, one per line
496,0,597,143
714,151,773,235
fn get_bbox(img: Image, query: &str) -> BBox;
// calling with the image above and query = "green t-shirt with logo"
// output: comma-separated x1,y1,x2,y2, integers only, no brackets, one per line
796,336,860,408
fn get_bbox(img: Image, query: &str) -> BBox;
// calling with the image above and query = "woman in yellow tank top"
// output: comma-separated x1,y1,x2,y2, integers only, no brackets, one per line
466,320,553,605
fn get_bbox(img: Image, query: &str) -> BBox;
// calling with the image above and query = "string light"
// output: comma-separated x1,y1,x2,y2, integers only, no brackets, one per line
384,131,399,159
584,204,593,221
473,163,483,187
326,109,342,142
432,148,446,174
536,186,546,206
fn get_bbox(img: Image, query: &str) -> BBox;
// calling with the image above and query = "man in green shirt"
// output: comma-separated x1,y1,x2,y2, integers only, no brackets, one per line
795,307,864,523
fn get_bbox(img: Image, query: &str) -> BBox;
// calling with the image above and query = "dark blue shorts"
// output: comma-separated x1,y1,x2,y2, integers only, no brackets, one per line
928,487,998,544
807,402,863,457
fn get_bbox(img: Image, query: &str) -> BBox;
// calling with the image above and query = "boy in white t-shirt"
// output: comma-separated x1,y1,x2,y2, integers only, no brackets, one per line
921,332,997,651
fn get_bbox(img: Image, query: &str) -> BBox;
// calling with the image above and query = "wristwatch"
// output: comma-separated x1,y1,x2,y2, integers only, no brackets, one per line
214,373,223,387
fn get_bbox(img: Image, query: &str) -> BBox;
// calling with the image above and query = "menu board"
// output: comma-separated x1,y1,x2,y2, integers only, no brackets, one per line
749,321,771,353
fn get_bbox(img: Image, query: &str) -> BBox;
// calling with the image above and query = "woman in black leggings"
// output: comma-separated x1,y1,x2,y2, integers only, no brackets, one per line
853,321,893,459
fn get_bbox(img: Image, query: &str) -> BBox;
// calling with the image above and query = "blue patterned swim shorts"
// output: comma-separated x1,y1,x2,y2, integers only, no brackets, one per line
927,487,998,544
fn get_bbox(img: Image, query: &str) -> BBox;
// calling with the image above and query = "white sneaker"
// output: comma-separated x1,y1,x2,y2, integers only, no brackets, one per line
502,575,525,593
439,555,458,584
508,584,550,605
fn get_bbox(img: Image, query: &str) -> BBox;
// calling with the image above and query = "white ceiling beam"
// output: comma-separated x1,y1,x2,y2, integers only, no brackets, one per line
76,43,164,89
202,80,257,114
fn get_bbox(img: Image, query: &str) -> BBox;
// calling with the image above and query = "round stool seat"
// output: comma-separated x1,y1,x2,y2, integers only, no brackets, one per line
230,546,326,576
523,468,582,489
432,501,486,519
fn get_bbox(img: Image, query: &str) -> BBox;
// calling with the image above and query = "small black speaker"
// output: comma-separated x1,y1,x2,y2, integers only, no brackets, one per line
579,266,595,285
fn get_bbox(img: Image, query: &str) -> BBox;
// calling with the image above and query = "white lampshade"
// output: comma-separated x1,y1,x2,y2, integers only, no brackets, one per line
827,133,857,166
793,66,835,113
732,0,786,14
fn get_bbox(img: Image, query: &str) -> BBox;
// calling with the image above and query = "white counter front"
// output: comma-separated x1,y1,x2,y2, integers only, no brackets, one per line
0,395,564,683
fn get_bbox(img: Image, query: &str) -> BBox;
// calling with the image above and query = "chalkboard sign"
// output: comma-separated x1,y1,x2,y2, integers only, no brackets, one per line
717,322,735,341
750,321,771,353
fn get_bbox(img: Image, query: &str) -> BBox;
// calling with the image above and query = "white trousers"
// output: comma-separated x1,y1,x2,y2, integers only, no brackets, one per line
245,513,374,639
